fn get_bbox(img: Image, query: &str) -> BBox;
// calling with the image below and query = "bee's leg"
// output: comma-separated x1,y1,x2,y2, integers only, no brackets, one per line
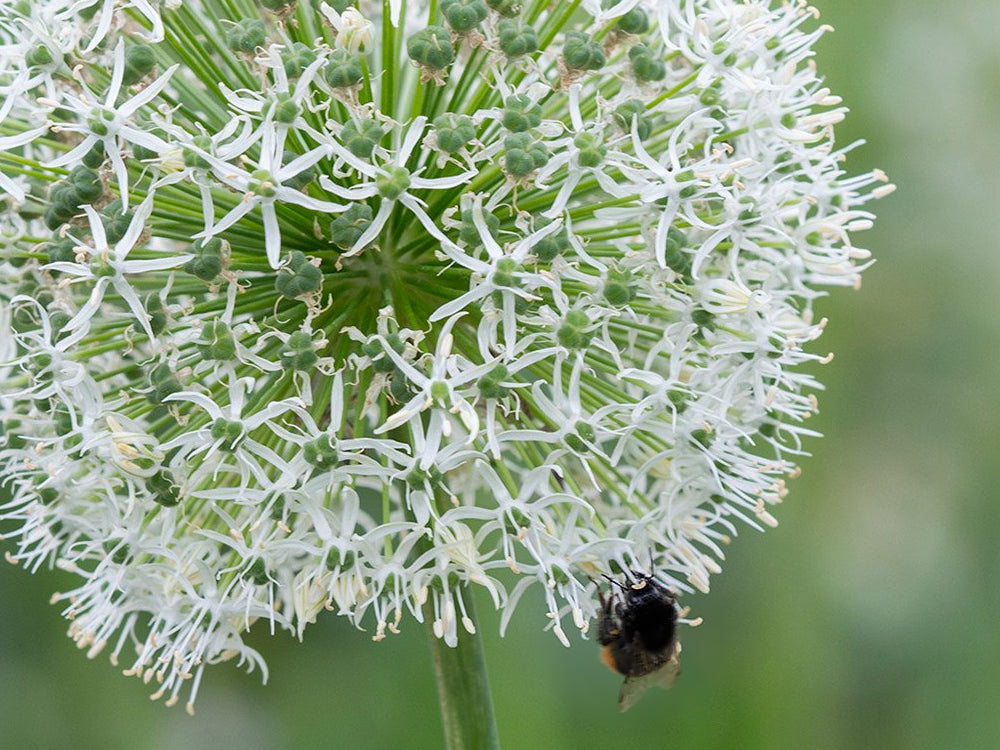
596,587,620,645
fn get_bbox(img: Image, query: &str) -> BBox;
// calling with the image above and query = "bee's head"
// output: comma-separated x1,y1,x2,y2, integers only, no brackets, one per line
623,572,675,607
603,570,676,606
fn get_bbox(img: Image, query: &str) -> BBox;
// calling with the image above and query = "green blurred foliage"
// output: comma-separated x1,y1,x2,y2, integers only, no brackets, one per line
3,0,999,747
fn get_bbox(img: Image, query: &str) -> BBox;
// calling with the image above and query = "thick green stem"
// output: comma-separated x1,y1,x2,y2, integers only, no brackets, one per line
427,589,501,750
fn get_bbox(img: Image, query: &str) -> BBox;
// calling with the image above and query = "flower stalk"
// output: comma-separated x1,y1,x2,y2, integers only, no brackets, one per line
427,589,501,750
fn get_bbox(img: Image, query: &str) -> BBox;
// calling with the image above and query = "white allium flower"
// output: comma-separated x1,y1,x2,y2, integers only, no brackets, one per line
0,0,892,712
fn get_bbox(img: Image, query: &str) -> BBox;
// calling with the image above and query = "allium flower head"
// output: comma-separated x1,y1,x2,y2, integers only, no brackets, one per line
0,0,892,711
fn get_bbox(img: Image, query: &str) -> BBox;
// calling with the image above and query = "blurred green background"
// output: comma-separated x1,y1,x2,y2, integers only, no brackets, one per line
3,0,999,747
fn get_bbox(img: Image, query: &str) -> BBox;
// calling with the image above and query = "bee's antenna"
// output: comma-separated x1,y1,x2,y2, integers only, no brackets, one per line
602,573,628,592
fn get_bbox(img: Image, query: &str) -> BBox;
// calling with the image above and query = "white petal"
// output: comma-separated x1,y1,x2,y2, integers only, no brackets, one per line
262,202,282,268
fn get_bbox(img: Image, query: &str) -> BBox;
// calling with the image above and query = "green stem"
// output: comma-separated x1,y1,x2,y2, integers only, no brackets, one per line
427,590,501,750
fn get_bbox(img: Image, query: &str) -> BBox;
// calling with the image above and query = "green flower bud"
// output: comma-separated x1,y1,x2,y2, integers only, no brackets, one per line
459,205,499,246
132,139,160,162
89,256,115,278
699,83,721,106
573,132,605,168
556,310,594,349
668,389,688,411
503,132,548,177
183,134,213,170
68,166,103,202
122,44,157,86
146,293,169,336
369,349,397,374
562,31,605,72
183,238,225,281
662,228,692,276
616,6,650,35
433,113,476,154
497,19,537,58
275,251,323,299
376,166,411,200
249,169,278,198
81,142,106,169
272,93,300,124
45,237,77,265
50,181,82,212
629,44,666,82
51,403,79,443
341,118,385,158
102,200,132,244
389,367,413,401
283,42,318,79
429,380,449,403
304,435,339,469
324,547,356,570
556,309,592,349
325,49,364,88
43,204,73,231
226,19,266,54
407,26,454,70
441,0,488,33
690,427,711,448
603,267,638,306
533,229,569,262
502,94,542,132
147,470,181,507
486,0,520,17
197,320,238,360
211,418,244,451
503,508,531,534
614,99,652,140
758,421,779,440
10,287,48,332
477,365,511,400
492,257,520,288
491,289,529,315
330,203,374,249
279,331,319,371
105,543,133,566
87,108,114,136
268,494,288,521
364,333,404,373
147,362,182,405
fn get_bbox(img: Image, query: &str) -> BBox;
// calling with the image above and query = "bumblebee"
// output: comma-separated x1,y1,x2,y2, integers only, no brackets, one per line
597,571,681,712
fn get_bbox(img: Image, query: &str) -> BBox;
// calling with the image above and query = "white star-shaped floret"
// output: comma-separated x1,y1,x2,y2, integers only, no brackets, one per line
45,196,190,341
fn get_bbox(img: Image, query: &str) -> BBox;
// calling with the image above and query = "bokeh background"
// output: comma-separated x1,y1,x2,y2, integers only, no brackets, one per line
3,0,998,747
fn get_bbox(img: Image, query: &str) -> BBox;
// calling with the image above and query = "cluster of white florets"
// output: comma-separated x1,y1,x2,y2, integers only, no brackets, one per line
0,0,891,710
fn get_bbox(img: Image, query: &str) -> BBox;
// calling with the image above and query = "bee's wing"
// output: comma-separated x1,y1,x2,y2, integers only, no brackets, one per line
617,645,681,712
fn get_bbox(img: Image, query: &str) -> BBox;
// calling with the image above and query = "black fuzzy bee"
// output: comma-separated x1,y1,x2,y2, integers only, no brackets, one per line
597,571,681,711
